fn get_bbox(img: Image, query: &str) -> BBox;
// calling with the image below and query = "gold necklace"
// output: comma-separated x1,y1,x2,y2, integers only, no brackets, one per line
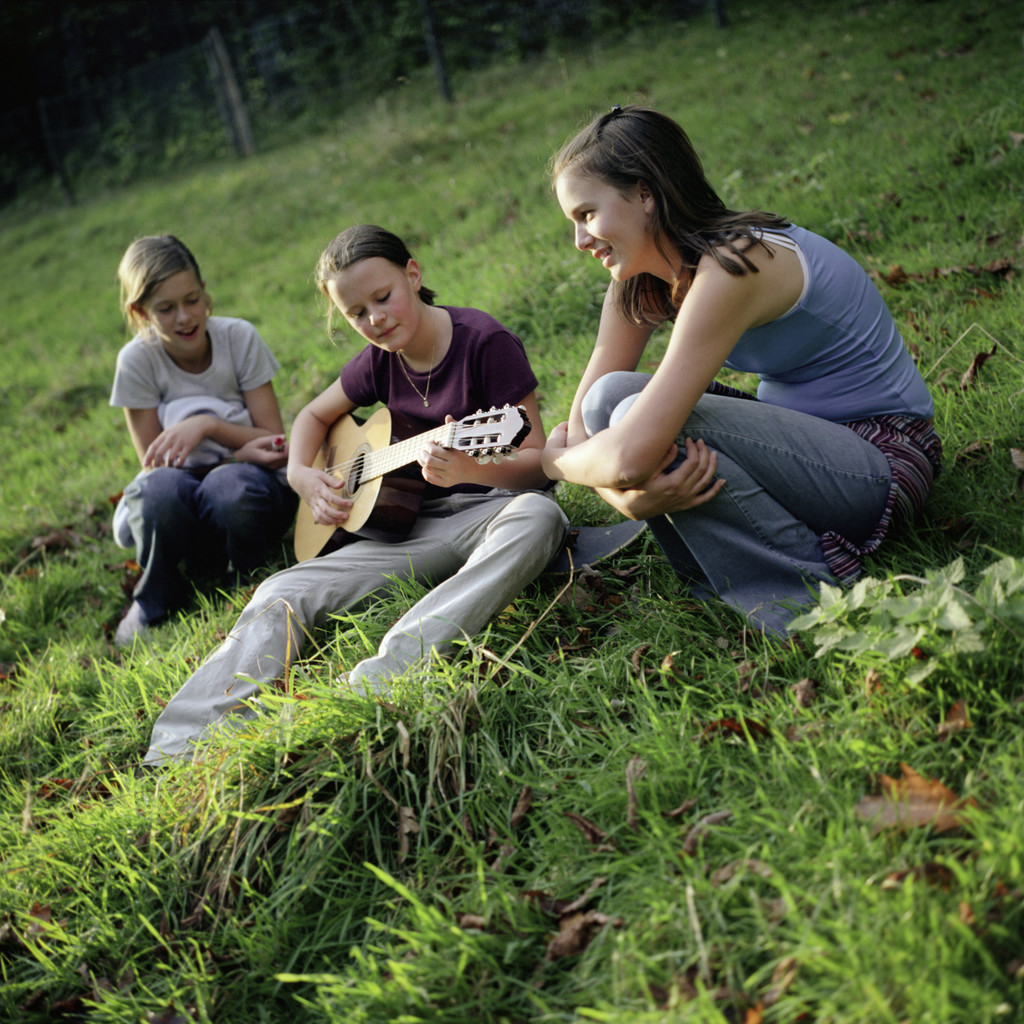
396,335,437,407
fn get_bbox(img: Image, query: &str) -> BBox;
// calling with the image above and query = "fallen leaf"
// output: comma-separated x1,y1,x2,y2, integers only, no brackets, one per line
557,876,607,916
855,763,976,835
565,811,614,851
701,717,769,741
880,862,954,889
954,439,990,466
960,344,998,389
790,678,818,707
681,809,733,856
30,528,82,552
937,699,971,739
710,859,774,886
625,756,646,831
662,797,698,820
397,805,420,862
545,909,620,961
763,956,798,1006
509,786,532,829
630,644,651,675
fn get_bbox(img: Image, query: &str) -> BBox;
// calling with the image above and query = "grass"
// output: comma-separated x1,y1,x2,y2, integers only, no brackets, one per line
2,0,1024,1020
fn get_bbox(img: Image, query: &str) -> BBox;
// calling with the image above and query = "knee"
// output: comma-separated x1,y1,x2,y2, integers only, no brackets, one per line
200,466,271,520
581,371,646,436
129,469,192,521
504,493,567,550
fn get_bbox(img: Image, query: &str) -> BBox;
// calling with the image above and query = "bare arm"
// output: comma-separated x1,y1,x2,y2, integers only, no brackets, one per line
286,379,357,527
544,245,803,492
565,287,654,446
134,381,286,469
124,407,162,468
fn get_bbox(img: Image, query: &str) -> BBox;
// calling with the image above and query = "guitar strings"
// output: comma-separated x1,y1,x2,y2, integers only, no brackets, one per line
321,409,518,480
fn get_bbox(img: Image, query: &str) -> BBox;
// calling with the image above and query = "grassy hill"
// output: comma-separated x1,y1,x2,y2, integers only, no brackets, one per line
1,1,1023,1020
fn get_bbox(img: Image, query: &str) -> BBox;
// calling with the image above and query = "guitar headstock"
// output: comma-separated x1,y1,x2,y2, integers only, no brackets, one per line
449,405,531,460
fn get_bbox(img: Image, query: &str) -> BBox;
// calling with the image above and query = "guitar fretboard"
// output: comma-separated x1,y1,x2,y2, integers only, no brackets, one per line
352,422,457,483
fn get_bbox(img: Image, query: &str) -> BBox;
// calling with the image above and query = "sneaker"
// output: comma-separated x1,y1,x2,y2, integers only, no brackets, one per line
114,601,149,647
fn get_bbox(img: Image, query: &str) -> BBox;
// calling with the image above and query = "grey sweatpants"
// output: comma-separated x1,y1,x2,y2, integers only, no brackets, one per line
144,489,566,763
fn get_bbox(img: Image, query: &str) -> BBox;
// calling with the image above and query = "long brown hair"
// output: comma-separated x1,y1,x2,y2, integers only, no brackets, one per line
550,105,789,327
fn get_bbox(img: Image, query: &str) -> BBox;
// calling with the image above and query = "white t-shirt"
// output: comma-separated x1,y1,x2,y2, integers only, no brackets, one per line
110,316,281,466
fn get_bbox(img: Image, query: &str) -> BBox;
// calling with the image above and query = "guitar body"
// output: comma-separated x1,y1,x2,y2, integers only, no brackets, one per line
293,408,425,562
293,403,531,562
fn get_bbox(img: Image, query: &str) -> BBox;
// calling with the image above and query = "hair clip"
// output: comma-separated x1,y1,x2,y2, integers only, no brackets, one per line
611,104,622,114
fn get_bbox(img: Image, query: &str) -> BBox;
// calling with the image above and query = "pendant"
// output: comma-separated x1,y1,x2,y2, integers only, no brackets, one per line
422,399,429,407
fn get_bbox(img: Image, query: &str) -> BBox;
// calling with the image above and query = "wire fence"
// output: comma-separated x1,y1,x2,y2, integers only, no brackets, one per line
1,0,723,205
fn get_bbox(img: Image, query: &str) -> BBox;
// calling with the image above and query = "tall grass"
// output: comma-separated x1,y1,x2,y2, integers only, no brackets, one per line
1,1,1023,1021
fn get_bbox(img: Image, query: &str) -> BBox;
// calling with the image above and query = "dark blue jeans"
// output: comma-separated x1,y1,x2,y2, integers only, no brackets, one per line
582,372,892,634
122,463,297,622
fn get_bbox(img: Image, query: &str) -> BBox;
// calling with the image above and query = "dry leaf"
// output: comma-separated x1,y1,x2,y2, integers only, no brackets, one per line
855,763,976,835
710,858,774,886
31,528,82,552
662,797,698,820
960,344,998,389
625,755,646,831
763,956,798,1007
545,909,619,960
681,809,733,856
565,811,614,850
790,678,818,707
937,699,971,739
880,862,954,889
397,805,420,862
701,717,769,741
509,785,533,829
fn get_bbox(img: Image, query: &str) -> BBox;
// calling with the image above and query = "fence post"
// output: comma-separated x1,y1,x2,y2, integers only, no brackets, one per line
36,98,75,205
202,27,255,158
418,0,453,103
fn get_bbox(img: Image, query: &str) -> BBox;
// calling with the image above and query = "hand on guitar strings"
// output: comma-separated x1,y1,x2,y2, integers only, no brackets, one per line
290,463,353,526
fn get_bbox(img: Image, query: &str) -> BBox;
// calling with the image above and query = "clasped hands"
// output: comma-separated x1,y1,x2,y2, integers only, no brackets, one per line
545,423,724,521
143,415,288,470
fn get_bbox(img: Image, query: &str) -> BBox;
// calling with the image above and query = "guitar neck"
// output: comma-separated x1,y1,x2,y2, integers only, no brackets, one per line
361,422,455,482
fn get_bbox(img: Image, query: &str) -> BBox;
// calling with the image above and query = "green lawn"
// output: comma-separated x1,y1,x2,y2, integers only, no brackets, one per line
1,1,1023,1020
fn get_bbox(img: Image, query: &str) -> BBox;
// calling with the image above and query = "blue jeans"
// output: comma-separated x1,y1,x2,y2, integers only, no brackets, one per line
582,372,892,634
122,463,297,622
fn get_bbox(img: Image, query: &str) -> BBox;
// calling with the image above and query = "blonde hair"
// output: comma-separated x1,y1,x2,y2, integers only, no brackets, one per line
118,235,209,333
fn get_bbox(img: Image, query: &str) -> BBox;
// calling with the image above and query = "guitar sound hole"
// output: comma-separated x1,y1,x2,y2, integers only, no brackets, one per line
346,452,366,494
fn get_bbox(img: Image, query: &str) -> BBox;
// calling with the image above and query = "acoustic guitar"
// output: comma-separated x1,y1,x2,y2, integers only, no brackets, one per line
293,404,531,561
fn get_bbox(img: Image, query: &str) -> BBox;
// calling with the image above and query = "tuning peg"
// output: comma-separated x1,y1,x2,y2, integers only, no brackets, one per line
475,454,492,465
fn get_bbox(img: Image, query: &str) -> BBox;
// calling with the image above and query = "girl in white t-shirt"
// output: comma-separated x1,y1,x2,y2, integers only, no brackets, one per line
109,235,296,646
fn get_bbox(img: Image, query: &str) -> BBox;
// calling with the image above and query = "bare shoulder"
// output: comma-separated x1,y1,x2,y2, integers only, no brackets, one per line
694,239,804,327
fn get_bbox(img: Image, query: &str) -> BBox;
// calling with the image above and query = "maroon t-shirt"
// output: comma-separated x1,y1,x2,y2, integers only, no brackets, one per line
339,305,539,495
